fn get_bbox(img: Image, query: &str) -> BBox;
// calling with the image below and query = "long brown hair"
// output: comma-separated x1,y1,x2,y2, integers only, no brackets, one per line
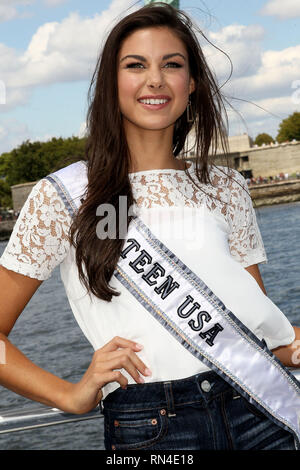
69,2,230,302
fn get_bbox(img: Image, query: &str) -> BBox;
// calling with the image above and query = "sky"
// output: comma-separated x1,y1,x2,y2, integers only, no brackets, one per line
0,0,300,154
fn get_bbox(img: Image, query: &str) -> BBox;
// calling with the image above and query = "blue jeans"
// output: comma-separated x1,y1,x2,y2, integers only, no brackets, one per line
101,370,296,450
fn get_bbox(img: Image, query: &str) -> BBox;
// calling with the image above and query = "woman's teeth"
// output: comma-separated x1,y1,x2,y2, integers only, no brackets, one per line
139,99,168,105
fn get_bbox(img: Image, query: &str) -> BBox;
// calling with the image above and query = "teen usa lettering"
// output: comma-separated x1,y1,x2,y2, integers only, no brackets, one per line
120,238,224,347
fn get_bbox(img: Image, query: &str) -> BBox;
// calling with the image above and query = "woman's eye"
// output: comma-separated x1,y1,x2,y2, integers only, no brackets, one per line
125,62,144,68
125,62,183,69
164,62,182,68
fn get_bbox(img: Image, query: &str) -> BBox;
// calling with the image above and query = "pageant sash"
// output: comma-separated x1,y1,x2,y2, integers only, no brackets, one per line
46,162,300,449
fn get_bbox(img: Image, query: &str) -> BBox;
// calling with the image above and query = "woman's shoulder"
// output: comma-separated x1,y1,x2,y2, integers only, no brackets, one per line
208,164,248,192
45,160,88,184
37,160,88,210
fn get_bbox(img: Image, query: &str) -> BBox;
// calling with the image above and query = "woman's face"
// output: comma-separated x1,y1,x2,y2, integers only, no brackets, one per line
117,26,195,132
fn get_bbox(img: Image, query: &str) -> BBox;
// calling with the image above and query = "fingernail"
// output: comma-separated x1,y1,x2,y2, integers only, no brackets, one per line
138,376,145,384
144,368,152,376
135,343,143,350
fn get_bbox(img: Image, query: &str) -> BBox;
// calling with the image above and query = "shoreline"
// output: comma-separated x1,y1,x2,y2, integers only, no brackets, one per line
249,179,300,207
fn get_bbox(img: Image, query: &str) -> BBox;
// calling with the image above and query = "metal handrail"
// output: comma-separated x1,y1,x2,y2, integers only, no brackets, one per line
0,369,299,435
0,404,102,434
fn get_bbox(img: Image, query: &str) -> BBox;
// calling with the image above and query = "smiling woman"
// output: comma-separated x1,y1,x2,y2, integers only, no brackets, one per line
0,2,299,452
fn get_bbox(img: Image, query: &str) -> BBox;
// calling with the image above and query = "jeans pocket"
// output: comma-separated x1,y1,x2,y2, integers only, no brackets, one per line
105,407,168,450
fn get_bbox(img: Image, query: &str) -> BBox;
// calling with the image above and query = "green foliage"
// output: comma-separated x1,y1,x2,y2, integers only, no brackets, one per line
0,136,86,188
0,179,12,208
277,112,300,143
254,133,274,146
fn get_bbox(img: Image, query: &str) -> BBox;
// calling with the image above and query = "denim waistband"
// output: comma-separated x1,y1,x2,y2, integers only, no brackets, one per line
102,370,238,413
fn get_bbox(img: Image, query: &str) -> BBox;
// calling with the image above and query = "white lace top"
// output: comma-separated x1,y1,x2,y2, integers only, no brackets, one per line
0,161,267,279
0,160,295,400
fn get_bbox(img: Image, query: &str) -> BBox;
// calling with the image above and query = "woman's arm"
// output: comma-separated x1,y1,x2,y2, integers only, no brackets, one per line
0,266,74,409
245,264,267,295
245,263,300,368
0,266,151,414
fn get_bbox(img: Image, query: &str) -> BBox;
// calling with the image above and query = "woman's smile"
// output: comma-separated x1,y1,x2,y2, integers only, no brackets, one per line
137,96,171,111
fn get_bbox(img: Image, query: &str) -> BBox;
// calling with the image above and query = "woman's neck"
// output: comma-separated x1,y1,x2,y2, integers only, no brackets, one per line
124,119,184,173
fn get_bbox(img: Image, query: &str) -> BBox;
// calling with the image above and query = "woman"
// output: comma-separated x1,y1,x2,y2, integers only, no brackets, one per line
0,3,299,450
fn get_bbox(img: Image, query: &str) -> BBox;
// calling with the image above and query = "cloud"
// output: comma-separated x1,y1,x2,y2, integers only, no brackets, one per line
0,118,31,154
260,0,300,19
78,121,87,138
0,0,34,23
228,94,300,139
0,4,19,22
203,24,265,82
0,0,138,109
197,22,300,138
0,0,75,23
224,44,300,103
232,95,299,121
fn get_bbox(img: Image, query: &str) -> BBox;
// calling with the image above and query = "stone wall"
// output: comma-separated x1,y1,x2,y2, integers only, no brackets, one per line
249,180,300,207
11,181,37,213
186,131,300,179
239,141,300,178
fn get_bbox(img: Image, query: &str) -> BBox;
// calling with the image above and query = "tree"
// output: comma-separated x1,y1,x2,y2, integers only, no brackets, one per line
0,180,11,208
1,136,86,188
254,133,275,146
277,112,300,143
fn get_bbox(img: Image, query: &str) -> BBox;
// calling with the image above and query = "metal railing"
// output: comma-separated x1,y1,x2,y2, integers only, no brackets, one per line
0,404,102,434
0,369,299,435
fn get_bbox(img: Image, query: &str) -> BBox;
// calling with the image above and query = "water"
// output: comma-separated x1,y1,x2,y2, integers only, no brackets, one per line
0,202,299,449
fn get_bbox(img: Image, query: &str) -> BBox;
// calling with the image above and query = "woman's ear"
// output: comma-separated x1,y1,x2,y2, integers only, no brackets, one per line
189,77,196,95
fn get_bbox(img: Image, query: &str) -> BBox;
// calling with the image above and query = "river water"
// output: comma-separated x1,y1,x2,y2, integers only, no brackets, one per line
0,202,299,449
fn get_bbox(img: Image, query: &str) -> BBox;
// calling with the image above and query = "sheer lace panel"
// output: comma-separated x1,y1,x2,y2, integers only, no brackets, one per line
225,168,267,267
0,178,72,280
129,164,267,268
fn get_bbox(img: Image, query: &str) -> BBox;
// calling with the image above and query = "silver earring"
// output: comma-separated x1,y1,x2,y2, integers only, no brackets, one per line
187,96,194,123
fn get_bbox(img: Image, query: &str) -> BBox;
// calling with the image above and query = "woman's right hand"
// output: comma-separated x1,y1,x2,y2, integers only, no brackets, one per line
63,336,151,415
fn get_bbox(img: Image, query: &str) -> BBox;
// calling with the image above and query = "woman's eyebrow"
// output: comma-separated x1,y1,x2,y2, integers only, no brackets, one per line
119,52,186,63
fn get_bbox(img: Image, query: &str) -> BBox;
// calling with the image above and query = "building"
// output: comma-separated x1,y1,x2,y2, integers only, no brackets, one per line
186,130,300,179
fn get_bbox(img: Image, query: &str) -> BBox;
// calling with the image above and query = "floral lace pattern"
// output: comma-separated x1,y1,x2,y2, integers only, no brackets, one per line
0,179,72,280
0,162,267,280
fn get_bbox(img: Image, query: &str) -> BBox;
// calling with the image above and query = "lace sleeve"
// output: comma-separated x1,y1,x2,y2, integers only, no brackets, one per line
227,169,268,268
0,178,72,280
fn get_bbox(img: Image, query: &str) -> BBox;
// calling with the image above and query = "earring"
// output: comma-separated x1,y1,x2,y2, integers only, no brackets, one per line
187,96,194,123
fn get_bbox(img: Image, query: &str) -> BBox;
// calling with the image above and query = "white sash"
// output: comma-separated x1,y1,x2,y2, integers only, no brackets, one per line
46,162,300,449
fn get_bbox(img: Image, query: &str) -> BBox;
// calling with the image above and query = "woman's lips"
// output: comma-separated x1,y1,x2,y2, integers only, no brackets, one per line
138,100,171,110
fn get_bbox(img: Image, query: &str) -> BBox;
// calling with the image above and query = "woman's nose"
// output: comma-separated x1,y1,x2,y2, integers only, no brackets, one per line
146,67,165,88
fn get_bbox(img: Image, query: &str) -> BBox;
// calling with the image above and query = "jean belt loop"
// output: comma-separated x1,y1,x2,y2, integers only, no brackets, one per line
99,400,104,414
163,381,176,418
